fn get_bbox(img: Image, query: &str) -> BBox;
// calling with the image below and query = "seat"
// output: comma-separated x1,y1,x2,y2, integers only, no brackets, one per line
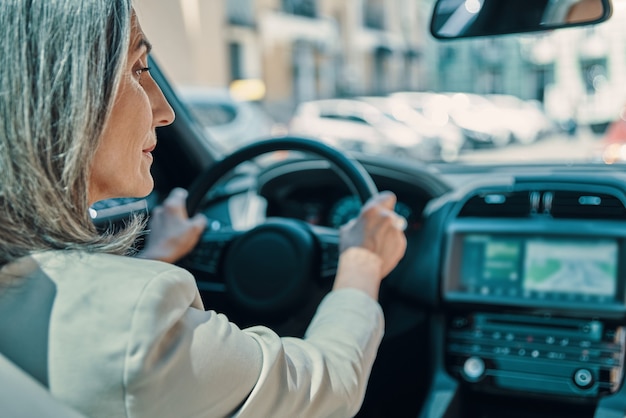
0,352,85,418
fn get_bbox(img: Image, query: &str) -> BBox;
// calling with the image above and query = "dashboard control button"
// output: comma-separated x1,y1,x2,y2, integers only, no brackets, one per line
573,369,594,388
463,357,485,382
452,317,468,328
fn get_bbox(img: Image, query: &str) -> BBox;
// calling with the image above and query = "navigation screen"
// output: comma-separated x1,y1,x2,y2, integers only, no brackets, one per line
458,234,619,302
524,239,617,296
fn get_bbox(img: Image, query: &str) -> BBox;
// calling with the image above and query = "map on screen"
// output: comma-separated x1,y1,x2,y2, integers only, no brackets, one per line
523,239,618,297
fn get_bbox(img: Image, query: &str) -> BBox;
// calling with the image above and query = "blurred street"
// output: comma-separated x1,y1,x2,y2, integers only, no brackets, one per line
457,129,603,164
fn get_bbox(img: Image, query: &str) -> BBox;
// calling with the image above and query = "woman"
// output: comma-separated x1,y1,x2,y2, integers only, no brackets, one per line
0,1,407,417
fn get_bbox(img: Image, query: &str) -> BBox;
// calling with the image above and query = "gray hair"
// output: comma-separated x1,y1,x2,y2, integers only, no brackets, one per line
0,0,144,265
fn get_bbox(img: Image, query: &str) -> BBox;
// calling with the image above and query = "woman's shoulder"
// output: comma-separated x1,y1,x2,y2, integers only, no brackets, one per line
34,250,190,281
27,252,204,414
29,251,198,305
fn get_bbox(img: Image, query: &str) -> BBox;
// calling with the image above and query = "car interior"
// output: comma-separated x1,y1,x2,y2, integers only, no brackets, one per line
8,0,626,417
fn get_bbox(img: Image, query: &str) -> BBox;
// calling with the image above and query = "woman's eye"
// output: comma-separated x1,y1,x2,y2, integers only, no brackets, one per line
134,67,151,80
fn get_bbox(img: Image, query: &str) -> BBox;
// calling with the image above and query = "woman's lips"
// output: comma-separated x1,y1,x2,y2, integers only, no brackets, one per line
143,144,156,160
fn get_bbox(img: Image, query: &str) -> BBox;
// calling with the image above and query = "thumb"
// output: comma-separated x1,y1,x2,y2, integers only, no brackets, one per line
367,191,397,211
163,187,189,214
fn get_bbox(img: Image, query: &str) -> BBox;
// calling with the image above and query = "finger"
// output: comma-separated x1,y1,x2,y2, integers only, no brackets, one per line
151,205,164,216
378,208,406,231
340,217,357,230
393,215,407,231
364,191,397,212
168,187,188,203
190,213,208,230
163,188,188,215
377,190,397,210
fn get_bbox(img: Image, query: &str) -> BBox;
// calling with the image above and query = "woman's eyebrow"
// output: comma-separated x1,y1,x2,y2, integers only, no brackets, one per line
136,37,152,55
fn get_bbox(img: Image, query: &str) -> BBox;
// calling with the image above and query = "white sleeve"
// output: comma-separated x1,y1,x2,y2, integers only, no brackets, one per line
123,270,384,418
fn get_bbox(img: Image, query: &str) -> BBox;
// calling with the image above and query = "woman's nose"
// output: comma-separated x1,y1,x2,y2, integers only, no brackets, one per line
151,81,175,127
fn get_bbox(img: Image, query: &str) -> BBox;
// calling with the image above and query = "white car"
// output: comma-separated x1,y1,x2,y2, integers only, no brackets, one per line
359,95,466,161
485,94,556,144
289,98,443,162
177,87,277,153
392,91,513,148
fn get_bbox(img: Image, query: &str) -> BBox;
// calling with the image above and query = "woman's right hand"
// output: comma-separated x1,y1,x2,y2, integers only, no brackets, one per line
137,188,207,264
333,191,408,299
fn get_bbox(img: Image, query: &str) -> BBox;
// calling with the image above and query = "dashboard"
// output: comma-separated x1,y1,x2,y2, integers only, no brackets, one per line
264,185,416,229
258,158,439,232
90,156,626,418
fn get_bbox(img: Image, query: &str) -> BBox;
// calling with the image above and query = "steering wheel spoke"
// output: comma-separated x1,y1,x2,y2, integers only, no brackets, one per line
181,225,244,277
310,225,341,279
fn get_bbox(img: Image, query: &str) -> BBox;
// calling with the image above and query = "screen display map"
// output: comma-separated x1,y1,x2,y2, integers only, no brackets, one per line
524,240,617,296
459,234,618,301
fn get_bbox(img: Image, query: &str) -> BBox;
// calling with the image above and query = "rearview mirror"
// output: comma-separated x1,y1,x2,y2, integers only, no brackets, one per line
430,0,612,39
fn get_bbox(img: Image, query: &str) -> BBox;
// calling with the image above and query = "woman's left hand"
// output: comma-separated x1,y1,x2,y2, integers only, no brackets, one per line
137,188,207,263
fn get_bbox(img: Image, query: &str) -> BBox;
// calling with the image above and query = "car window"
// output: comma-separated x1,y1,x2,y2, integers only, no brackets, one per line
186,103,238,127
134,0,626,165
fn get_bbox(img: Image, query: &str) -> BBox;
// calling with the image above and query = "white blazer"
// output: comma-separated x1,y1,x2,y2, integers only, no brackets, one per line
0,251,384,418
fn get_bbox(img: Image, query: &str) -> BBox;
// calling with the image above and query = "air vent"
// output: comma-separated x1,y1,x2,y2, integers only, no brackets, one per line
549,191,626,220
458,191,532,218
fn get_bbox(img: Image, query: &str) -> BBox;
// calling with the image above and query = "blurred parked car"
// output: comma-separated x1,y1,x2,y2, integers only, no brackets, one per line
391,91,513,148
288,98,445,162
485,94,557,144
356,96,466,162
177,87,277,153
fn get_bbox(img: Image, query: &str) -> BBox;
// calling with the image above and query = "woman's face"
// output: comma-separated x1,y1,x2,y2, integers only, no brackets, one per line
88,13,175,205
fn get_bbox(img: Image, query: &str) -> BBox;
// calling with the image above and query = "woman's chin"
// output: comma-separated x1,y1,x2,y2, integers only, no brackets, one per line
89,179,154,205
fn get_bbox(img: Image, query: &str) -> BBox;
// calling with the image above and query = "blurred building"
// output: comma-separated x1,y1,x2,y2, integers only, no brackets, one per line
417,0,626,131
135,0,427,122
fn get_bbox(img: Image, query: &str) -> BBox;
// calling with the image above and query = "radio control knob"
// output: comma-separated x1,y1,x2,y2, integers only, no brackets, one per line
463,356,485,382
573,368,594,388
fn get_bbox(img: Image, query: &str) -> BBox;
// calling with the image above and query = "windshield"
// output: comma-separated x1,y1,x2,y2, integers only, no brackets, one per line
134,0,626,166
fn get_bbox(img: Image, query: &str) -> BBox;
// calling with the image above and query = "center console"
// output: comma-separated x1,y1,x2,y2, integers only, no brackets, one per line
440,218,626,409
446,313,624,398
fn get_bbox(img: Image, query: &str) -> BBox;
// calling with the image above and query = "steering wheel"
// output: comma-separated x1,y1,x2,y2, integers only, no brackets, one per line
183,136,378,320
